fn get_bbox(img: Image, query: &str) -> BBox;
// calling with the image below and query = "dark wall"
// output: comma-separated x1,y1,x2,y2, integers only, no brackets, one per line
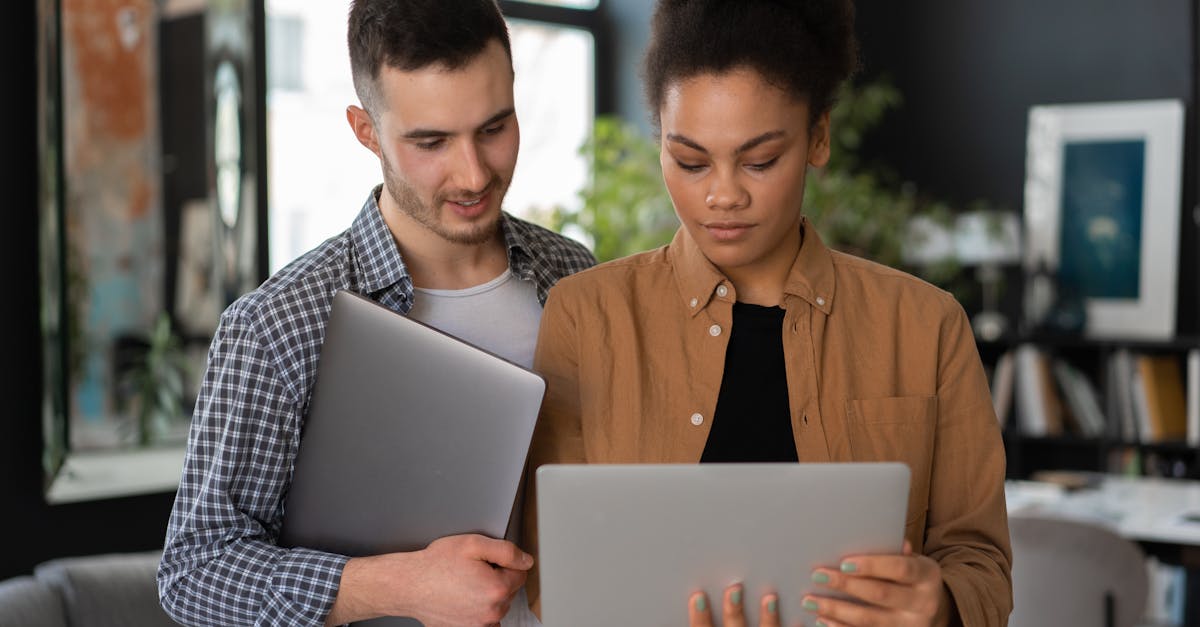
3,3,176,580
854,0,1199,332
855,0,1193,212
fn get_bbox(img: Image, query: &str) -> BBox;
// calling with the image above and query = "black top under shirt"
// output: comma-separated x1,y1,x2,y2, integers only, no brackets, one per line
700,302,799,463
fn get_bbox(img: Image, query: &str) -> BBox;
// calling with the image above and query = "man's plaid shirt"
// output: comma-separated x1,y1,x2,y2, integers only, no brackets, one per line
157,188,595,626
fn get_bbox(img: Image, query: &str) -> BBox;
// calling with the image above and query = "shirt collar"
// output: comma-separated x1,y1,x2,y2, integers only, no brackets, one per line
349,185,539,310
669,216,837,316
350,186,411,299
498,213,536,282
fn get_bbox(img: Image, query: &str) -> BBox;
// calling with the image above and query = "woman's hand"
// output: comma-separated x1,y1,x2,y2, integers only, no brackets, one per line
685,543,951,627
802,541,953,627
687,584,781,627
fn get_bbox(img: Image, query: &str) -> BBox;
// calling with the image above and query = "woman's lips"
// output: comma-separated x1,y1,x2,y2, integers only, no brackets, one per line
703,222,755,241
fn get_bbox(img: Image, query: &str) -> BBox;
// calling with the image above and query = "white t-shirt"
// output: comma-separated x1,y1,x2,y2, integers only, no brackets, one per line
408,268,542,369
407,268,542,626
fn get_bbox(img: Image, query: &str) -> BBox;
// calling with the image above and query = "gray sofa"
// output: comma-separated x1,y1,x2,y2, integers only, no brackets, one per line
0,551,178,627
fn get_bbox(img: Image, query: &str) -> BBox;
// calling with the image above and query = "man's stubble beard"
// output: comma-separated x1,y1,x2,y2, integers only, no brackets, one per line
381,150,507,246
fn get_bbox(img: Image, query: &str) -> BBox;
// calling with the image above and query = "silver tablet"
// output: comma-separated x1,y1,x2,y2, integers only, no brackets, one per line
536,462,910,627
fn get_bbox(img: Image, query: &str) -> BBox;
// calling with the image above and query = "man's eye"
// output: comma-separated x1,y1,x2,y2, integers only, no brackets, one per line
482,123,505,136
416,139,445,151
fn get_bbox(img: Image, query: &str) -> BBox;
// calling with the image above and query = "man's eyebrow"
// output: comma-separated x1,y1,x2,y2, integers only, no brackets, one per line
477,108,516,131
665,130,786,154
401,108,516,141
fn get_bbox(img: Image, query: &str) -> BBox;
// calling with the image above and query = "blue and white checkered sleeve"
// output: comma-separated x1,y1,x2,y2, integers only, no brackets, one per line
157,307,349,626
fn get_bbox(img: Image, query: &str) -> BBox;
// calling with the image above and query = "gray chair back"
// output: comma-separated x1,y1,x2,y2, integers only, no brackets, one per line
1008,514,1148,627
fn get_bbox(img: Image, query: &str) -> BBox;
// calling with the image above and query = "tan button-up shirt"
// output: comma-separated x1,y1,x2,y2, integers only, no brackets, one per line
525,221,1012,626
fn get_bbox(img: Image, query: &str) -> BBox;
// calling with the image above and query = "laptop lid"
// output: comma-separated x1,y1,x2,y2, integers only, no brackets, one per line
279,289,546,557
536,462,910,627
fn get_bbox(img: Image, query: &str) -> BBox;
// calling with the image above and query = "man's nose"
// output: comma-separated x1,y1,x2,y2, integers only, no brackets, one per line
452,140,492,194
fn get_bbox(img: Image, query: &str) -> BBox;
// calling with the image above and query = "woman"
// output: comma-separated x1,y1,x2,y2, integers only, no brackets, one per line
524,1,1012,625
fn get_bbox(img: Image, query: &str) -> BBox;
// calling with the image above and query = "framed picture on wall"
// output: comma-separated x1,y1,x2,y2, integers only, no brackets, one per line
1023,99,1185,340
36,0,266,503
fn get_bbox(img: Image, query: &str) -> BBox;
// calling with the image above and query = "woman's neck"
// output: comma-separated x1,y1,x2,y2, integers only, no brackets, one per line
721,227,803,307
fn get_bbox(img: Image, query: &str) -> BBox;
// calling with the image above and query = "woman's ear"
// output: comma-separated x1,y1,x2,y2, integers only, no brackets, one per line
346,105,381,158
808,110,832,168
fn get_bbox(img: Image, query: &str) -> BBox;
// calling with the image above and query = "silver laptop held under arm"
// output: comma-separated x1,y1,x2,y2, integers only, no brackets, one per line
279,289,546,558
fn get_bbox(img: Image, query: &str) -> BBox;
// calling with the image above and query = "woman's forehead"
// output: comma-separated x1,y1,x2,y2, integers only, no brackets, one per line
659,69,811,143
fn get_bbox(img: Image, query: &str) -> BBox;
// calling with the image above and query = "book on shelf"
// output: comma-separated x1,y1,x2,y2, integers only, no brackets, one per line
1188,348,1199,446
1051,358,1106,438
1133,354,1187,443
1107,349,1140,442
990,349,1015,428
1004,344,1198,446
1014,344,1065,437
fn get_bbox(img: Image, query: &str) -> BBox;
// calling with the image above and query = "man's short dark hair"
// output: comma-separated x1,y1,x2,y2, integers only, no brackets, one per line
642,0,859,130
348,0,512,116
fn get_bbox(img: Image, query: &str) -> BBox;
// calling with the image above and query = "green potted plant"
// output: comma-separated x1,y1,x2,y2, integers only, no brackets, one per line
118,313,190,447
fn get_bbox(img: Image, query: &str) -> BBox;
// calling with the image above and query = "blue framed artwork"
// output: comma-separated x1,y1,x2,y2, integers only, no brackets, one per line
1024,100,1185,340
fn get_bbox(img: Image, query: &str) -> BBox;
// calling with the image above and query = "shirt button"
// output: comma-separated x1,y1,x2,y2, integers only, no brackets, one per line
708,324,722,337
716,285,729,298
816,296,826,306
689,297,699,308
690,413,704,426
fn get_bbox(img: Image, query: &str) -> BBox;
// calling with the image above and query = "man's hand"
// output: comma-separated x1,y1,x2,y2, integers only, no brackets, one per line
687,584,781,627
802,541,953,627
325,534,533,626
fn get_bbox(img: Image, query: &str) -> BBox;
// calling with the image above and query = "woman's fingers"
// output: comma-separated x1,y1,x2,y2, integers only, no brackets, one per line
688,591,715,627
691,585,787,627
722,584,747,627
759,592,782,627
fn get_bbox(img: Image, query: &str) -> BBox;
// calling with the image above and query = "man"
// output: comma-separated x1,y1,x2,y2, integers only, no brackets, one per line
157,1,594,625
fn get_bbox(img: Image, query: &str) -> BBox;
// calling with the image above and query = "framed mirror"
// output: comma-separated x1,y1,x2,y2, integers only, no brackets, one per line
38,0,267,503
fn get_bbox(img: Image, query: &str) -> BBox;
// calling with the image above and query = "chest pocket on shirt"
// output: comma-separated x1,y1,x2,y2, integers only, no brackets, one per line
845,396,937,541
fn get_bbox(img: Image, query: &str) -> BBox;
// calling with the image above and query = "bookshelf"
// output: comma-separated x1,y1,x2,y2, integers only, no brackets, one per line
981,335,1200,480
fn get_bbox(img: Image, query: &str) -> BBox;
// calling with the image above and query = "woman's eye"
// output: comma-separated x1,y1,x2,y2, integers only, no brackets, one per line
674,160,705,172
746,157,779,171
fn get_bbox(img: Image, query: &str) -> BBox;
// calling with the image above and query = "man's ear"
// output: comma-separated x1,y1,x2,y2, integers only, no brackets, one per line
347,105,381,157
808,110,832,168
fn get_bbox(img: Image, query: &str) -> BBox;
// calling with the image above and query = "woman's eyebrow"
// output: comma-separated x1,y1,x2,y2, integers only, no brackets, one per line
665,130,785,154
665,133,706,152
735,130,785,154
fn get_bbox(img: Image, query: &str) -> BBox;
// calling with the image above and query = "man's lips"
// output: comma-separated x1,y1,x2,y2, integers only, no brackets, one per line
445,190,491,218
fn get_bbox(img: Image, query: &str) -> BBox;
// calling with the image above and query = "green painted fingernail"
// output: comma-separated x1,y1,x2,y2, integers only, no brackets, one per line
840,561,857,573
816,622,829,627
812,571,830,584
803,599,819,612
731,589,743,605
696,595,707,612
767,598,778,614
